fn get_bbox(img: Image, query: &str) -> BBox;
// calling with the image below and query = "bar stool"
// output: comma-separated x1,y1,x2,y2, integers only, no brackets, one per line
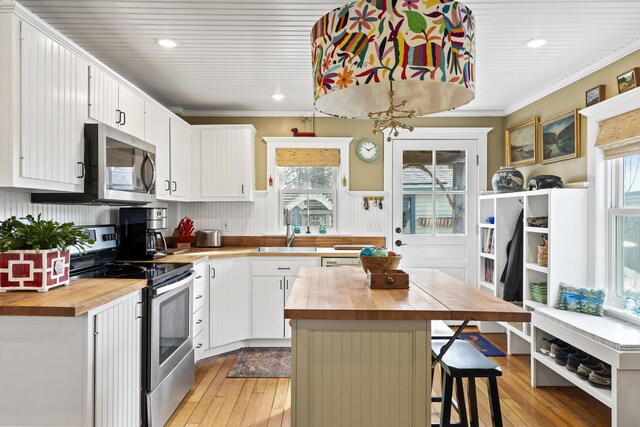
431,339,503,427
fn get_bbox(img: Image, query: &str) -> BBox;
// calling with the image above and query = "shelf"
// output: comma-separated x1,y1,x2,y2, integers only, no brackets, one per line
479,223,495,229
523,299,547,310
532,352,612,407
500,321,531,342
525,263,548,274
479,281,496,292
526,226,549,234
480,252,495,260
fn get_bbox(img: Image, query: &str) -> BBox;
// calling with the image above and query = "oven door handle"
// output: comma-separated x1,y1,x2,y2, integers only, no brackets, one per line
154,273,194,297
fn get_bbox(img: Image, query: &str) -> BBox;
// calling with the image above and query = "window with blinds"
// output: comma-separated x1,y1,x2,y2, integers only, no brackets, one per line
277,149,339,230
601,108,640,306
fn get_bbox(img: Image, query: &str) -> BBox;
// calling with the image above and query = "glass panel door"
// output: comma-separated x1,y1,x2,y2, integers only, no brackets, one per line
158,287,189,365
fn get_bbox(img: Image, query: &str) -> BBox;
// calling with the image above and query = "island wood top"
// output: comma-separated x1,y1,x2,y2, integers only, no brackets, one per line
0,278,147,317
284,267,531,322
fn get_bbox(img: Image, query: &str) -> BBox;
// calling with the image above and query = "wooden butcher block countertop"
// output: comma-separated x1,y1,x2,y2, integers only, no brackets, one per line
0,278,147,317
158,247,362,263
285,267,531,322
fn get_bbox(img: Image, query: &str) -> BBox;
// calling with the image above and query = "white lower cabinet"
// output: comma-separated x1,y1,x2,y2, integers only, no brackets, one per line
209,258,250,349
0,290,142,427
251,258,320,339
192,261,209,361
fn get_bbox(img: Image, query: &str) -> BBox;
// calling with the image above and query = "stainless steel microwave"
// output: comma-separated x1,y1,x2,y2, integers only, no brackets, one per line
32,123,156,205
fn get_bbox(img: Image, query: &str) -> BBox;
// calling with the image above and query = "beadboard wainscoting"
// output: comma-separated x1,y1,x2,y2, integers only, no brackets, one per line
175,191,387,236
0,190,118,224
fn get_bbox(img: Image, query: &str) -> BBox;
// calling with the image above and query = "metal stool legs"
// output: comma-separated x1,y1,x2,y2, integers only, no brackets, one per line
487,377,503,427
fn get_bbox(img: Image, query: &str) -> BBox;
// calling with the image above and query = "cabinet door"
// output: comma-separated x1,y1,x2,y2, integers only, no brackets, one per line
20,21,87,191
210,259,250,348
118,84,145,140
284,275,296,338
252,276,285,339
94,292,141,427
169,117,191,199
200,128,249,200
88,65,119,127
146,103,171,199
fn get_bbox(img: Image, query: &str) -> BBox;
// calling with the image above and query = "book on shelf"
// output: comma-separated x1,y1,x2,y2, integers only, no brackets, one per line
481,227,495,255
483,258,494,284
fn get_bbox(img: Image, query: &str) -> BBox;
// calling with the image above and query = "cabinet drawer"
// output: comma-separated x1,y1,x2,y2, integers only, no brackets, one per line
193,262,208,286
193,329,209,360
193,305,208,337
251,259,319,276
193,282,207,312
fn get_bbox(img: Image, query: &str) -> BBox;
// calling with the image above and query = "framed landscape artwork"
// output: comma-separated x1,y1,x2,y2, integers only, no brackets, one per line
617,67,640,94
505,118,538,166
540,109,580,164
585,85,605,107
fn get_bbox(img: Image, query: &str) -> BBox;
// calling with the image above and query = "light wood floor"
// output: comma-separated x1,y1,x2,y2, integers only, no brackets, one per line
167,332,611,427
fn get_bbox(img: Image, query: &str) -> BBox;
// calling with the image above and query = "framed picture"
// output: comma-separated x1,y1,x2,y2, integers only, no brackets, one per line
617,67,640,94
585,85,605,107
505,117,538,166
539,109,580,164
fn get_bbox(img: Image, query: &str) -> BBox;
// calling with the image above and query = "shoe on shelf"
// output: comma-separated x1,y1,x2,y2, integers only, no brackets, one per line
577,361,606,380
566,352,590,373
549,340,569,358
588,365,612,389
540,338,558,355
554,346,577,366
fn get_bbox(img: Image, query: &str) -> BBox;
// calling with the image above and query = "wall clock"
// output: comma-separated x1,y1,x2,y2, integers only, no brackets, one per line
357,139,379,162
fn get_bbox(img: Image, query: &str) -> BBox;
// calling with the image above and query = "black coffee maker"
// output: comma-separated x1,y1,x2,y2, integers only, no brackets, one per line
119,207,168,260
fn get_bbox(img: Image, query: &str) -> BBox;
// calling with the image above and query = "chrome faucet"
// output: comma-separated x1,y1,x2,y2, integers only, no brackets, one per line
285,208,295,247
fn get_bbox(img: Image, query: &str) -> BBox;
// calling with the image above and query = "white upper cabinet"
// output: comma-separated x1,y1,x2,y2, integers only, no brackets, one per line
19,21,88,192
0,14,89,192
145,103,171,199
191,125,256,202
117,84,145,140
89,65,146,140
167,116,191,200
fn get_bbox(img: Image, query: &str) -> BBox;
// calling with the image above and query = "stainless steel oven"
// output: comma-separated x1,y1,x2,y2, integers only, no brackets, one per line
144,270,195,426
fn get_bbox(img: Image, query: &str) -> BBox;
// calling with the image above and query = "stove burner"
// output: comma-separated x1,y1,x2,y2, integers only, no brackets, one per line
104,262,148,273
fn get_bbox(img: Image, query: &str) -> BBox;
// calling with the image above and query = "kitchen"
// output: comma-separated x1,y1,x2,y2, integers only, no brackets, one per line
1,1,640,426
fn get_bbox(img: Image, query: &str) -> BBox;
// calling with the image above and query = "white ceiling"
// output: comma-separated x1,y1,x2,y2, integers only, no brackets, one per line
17,0,640,116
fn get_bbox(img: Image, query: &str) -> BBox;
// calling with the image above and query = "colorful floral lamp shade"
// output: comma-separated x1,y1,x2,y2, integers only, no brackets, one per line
312,0,476,139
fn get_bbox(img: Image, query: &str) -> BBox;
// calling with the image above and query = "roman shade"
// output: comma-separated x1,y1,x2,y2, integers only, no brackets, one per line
596,108,640,160
276,148,339,167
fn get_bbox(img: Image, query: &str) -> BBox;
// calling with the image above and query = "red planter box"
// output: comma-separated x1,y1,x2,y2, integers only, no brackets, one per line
0,249,71,292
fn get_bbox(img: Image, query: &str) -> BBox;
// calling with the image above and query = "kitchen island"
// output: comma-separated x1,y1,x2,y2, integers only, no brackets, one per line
284,267,530,427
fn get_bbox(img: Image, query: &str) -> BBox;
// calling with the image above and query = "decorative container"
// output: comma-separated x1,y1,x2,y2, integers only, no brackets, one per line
491,166,524,193
537,242,548,267
0,249,70,292
359,255,402,274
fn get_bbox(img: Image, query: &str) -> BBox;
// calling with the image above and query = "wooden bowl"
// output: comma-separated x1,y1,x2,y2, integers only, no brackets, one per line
359,255,402,274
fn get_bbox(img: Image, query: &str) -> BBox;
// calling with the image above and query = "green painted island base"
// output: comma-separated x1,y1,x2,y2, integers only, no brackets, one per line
290,319,432,427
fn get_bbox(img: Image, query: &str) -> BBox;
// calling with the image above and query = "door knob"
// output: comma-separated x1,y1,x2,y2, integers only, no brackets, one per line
395,240,409,247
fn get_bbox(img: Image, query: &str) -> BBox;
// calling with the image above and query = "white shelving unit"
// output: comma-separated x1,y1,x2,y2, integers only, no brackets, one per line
477,188,587,353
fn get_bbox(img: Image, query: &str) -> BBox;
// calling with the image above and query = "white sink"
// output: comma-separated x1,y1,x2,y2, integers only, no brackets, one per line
253,246,317,253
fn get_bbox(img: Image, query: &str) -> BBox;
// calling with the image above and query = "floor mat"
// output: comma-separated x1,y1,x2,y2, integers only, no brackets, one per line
459,333,506,357
227,347,291,378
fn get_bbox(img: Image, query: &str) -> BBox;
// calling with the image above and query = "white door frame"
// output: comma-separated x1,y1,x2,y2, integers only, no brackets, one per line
384,127,492,269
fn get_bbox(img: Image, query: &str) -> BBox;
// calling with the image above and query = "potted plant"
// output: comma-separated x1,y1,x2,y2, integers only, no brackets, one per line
0,215,93,292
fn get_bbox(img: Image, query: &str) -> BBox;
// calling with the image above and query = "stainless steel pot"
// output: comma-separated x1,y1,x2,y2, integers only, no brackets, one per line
194,229,223,247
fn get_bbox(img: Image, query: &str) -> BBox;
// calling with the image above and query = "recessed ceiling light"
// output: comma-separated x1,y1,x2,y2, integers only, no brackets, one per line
271,94,285,101
525,38,546,48
156,38,178,48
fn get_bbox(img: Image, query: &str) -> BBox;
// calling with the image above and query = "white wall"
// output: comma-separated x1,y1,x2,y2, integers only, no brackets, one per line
0,189,117,225
174,191,387,236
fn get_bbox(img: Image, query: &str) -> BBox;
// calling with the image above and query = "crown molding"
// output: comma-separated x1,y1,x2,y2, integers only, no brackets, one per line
172,108,505,118
505,39,640,116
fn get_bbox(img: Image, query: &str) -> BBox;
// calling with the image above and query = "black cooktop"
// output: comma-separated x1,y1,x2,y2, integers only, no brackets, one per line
71,261,193,286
